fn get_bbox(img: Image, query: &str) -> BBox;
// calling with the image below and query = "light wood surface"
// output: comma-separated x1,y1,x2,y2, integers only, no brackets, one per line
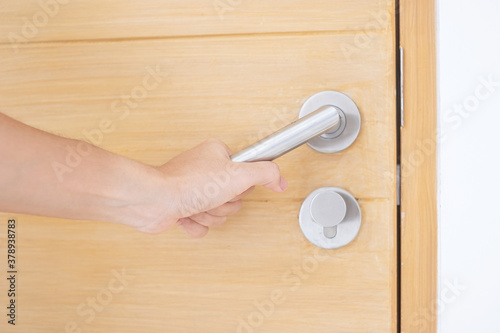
400,0,438,332
0,1,398,332
1,0,387,43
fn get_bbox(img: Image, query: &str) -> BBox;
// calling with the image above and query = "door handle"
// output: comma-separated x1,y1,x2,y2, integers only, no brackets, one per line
230,91,363,249
231,105,340,162
231,91,361,162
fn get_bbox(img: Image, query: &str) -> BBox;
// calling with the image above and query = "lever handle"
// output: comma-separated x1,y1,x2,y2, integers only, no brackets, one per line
231,105,340,162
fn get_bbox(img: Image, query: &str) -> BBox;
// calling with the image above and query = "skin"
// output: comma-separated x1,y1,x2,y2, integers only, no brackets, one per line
0,113,287,237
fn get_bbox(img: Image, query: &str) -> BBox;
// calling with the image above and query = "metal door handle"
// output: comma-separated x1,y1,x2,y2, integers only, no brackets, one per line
231,91,361,163
231,106,340,162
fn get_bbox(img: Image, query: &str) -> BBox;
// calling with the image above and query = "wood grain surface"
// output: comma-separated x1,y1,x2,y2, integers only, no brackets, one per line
1,0,387,43
0,1,398,332
400,0,438,332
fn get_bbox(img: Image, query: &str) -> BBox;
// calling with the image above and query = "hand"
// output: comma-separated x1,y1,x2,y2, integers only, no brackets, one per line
0,113,286,236
132,139,287,237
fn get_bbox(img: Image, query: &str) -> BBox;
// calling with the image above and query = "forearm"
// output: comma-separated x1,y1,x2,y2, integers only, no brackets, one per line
0,113,285,236
0,113,174,225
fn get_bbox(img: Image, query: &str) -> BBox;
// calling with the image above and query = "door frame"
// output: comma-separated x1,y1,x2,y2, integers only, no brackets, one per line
399,0,438,332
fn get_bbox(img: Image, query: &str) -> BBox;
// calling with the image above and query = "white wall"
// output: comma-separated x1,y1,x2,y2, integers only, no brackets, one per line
437,0,500,332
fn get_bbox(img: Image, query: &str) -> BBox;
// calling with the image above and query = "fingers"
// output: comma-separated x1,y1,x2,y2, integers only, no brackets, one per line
189,212,227,227
207,200,242,216
177,218,209,238
237,161,288,193
165,139,288,240
177,200,243,238
202,140,287,194
177,209,230,238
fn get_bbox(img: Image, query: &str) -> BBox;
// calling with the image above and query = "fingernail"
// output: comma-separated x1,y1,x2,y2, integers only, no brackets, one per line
280,177,288,191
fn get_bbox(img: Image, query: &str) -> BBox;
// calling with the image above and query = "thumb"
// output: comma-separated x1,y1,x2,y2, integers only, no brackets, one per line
236,161,287,193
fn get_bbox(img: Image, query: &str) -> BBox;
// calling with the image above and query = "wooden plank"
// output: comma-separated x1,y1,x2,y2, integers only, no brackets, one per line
0,12,397,333
2,200,394,333
0,34,396,201
0,34,396,332
0,0,388,44
400,0,438,332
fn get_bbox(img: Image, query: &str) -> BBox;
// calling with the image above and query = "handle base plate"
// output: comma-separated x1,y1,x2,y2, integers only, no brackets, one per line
299,91,361,154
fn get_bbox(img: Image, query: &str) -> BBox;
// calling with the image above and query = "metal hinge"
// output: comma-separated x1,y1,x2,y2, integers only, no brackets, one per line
397,164,401,206
399,47,404,127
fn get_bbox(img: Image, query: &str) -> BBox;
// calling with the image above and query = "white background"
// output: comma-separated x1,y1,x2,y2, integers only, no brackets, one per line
437,0,500,332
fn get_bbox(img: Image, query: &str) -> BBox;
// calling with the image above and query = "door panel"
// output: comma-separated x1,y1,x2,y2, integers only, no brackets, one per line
0,1,397,332
1,0,388,42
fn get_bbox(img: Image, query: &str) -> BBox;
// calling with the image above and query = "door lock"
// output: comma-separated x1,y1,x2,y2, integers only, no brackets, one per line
299,187,362,249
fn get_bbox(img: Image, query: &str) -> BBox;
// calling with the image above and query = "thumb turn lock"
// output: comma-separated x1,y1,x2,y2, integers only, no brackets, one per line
310,190,347,239
299,187,362,249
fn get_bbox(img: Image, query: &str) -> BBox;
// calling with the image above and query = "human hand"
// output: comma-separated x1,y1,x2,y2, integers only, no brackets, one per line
131,139,287,237
0,114,286,236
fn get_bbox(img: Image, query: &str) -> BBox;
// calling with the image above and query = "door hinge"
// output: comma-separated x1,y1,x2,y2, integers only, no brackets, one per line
399,47,404,127
397,163,401,206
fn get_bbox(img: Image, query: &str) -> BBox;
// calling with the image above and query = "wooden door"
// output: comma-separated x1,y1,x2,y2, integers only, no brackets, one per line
0,1,397,332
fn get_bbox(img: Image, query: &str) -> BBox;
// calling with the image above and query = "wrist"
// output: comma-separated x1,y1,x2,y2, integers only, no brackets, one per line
63,140,179,231
110,162,180,231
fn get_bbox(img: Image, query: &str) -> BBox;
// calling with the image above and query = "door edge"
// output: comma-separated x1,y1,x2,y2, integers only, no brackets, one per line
400,0,438,332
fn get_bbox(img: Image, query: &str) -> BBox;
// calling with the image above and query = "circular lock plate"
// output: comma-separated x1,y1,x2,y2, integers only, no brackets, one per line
299,187,362,249
299,91,361,153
